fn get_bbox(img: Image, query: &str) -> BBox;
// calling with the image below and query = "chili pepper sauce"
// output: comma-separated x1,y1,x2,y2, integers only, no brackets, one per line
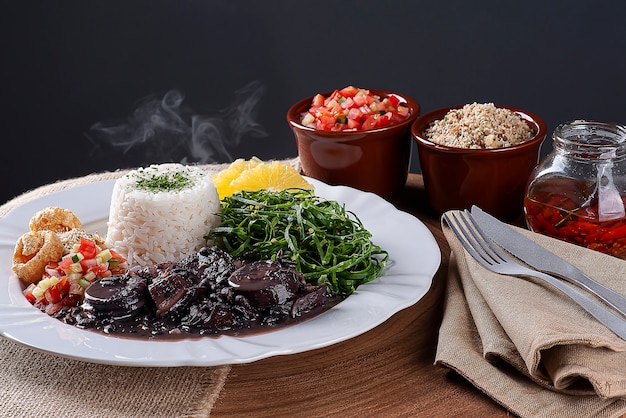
524,175,626,258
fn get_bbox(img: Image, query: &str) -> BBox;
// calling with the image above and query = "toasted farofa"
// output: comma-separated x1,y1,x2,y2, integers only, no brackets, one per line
425,102,533,149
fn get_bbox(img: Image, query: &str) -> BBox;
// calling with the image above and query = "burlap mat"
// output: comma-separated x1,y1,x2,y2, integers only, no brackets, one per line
0,161,300,418
436,210,626,417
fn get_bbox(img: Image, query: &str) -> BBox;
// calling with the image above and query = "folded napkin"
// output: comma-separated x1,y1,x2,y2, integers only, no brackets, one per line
437,210,626,418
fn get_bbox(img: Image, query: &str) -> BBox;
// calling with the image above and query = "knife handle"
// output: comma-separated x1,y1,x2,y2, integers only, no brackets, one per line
551,272,626,318
530,270,626,340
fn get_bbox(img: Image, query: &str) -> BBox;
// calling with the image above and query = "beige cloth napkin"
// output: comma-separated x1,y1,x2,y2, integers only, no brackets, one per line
436,210,626,417
0,161,307,418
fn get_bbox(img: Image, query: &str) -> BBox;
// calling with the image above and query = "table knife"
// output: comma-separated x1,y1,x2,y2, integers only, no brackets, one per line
470,205,626,316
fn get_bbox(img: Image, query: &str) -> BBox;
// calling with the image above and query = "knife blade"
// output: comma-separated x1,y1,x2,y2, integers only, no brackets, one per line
470,205,626,316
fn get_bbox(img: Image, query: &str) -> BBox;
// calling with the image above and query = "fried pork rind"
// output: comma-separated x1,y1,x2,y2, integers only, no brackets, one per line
12,207,106,285
12,230,64,285
29,206,82,233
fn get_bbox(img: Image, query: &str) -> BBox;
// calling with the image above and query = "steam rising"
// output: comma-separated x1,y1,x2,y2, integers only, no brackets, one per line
87,81,268,164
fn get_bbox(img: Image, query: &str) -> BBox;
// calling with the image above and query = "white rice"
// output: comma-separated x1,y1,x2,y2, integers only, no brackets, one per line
105,163,221,267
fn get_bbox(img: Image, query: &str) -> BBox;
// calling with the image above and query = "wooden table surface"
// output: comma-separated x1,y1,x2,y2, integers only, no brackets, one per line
210,174,511,417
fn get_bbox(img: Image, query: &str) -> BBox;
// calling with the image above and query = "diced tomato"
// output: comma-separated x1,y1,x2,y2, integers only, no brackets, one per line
59,256,74,271
44,285,62,304
327,90,341,103
347,119,361,130
387,94,400,108
91,263,110,276
353,93,368,107
311,94,324,107
78,237,98,259
362,115,378,130
24,292,36,304
390,111,408,124
109,249,126,263
300,86,412,132
339,86,359,97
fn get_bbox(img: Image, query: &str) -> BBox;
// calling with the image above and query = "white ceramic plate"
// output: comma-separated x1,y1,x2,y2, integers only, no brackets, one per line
0,178,441,367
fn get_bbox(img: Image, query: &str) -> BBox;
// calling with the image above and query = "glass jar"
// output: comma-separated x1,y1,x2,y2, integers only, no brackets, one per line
524,120,626,258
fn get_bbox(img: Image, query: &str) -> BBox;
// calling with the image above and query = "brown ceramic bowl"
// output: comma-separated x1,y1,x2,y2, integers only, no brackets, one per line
287,90,420,198
411,104,547,220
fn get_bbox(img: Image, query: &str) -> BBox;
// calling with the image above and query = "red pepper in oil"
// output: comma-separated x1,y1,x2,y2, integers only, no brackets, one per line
524,179,626,259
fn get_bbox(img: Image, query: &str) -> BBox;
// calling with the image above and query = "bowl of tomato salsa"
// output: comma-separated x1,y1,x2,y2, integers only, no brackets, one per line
287,86,420,198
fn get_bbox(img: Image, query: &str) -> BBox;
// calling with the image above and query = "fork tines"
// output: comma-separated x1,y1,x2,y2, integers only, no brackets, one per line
443,210,504,268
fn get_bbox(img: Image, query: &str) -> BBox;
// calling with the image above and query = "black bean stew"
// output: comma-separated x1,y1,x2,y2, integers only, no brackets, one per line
53,246,341,340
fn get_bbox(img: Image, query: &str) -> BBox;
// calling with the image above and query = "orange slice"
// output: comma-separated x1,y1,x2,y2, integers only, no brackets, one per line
212,158,313,199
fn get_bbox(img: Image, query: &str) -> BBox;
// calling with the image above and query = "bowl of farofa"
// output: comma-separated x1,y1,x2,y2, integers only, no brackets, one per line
287,87,420,199
411,103,547,220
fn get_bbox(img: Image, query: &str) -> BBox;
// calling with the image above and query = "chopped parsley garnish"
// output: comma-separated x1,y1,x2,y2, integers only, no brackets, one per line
134,171,194,192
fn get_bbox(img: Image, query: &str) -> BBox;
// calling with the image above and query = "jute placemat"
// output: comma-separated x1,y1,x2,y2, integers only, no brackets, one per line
436,210,626,417
0,161,305,418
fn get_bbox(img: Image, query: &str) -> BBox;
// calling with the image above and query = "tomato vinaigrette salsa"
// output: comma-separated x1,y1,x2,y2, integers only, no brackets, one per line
301,86,411,132
525,176,626,258
23,237,127,315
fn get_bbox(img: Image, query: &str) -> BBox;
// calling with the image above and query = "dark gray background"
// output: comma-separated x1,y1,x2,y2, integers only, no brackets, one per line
3,1,625,205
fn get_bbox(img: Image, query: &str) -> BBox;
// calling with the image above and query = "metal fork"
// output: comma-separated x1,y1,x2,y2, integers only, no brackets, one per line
443,210,626,340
